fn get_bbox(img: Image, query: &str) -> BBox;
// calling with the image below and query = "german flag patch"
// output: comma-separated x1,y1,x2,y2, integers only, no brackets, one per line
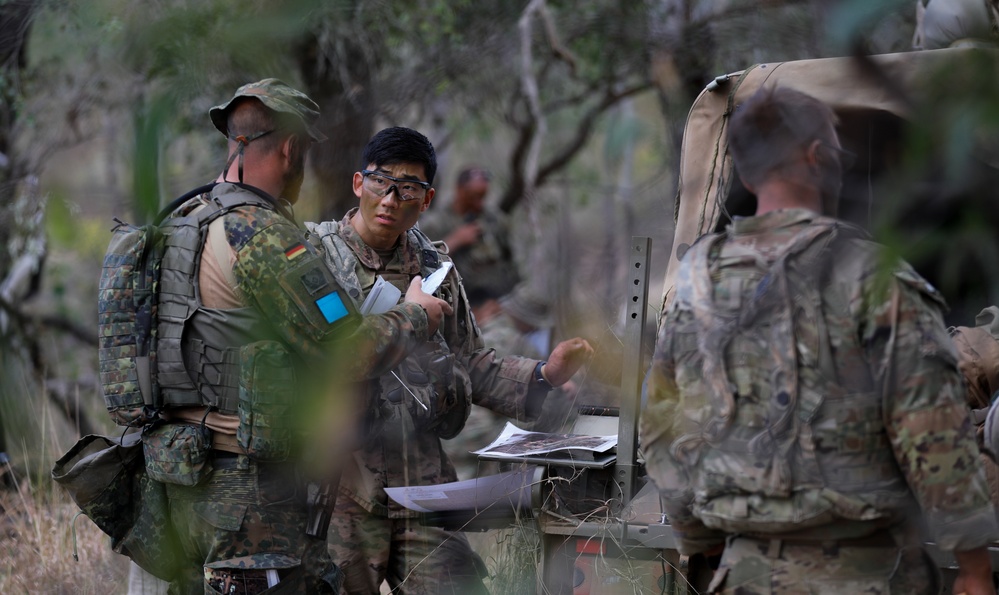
285,243,307,260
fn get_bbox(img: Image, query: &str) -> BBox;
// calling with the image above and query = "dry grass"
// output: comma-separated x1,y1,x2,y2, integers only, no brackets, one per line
0,466,129,595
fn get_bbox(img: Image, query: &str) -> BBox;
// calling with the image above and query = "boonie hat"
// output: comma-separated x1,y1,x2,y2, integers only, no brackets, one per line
209,78,327,142
500,283,553,329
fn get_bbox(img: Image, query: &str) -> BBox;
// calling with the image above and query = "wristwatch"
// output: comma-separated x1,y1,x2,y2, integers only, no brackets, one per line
534,361,554,391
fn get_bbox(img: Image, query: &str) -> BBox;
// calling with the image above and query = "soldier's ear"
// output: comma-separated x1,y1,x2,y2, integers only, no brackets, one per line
352,172,365,199
420,188,435,212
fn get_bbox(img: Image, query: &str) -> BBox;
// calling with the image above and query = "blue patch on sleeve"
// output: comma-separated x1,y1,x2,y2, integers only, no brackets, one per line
316,291,349,324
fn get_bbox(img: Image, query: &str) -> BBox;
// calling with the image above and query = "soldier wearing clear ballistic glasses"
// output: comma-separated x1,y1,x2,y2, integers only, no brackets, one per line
305,127,593,595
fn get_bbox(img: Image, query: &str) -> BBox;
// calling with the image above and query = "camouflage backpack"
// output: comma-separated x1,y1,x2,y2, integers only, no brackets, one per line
98,182,286,427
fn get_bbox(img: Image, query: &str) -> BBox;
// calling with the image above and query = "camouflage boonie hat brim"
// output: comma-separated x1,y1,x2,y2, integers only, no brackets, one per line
210,78,327,142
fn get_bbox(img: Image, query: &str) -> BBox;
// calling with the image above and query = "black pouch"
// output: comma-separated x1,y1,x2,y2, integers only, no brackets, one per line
142,423,213,486
52,432,144,542
238,340,296,461
52,432,184,581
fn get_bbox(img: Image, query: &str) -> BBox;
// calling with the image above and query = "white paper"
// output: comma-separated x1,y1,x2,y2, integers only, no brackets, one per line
421,261,453,295
472,422,617,460
385,467,536,513
360,276,402,315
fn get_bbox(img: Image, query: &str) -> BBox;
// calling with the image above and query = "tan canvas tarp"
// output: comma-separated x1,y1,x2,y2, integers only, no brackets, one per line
661,47,999,313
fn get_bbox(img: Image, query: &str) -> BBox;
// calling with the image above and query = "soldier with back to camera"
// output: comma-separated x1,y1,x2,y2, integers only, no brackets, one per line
641,85,998,594
126,80,447,594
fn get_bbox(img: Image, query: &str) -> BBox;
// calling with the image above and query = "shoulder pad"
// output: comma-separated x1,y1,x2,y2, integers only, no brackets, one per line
408,227,443,269
223,205,286,251
304,219,340,239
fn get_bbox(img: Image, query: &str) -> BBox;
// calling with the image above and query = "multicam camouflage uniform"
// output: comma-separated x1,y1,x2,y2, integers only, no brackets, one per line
152,189,430,595
309,210,549,595
418,206,520,304
641,209,999,594
950,306,999,513
444,308,576,480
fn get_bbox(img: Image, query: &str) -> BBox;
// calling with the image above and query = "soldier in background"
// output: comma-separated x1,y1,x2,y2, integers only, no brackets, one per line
641,85,997,594
418,166,520,307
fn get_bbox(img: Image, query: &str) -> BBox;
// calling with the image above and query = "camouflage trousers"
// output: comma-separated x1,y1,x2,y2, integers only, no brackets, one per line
164,454,341,595
327,494,489,595
707,534,940,594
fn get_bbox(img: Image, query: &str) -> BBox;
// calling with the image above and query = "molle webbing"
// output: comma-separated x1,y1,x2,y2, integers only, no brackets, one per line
157,187,276,413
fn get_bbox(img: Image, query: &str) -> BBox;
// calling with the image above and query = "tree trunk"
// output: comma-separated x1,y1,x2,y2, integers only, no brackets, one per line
298,38,377,221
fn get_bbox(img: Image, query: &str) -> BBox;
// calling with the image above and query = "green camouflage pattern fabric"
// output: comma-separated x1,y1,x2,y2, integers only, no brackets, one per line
141,422,213,486
704,536,939,594
418,206,520,302
98,220,163,426
51,432,185,582
229,204,428,376
443,311,573,479
306,217,474,439
210,78,327,142
641,209,998,566
312,210,541,594
135,188,431,593
237,340,298,462
326,480,487,595
165,457,341,594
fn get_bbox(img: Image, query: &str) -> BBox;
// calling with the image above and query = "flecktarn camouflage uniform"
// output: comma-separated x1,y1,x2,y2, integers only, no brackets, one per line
641,209,999,594
309,210,547,595
152,194,429,595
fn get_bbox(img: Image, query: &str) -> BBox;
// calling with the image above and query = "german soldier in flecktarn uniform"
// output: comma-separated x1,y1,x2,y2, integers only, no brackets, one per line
131,80,449,594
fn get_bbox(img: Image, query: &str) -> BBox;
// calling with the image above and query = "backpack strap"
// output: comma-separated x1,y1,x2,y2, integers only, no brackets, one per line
304,220,367,308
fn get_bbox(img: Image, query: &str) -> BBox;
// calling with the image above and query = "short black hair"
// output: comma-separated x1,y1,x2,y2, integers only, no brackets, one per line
360,127,438,184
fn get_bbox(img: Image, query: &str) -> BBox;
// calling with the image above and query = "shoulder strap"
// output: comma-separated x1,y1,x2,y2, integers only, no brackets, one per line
156,181,292,226
305,220,365,309
409,226,444,278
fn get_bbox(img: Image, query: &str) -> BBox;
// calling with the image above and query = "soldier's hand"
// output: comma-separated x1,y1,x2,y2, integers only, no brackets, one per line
405,276,453,335
542,338,594,387
953,547,996,595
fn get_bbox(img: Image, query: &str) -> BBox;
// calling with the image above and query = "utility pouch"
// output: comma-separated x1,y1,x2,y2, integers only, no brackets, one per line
430,354,472,440
238,340,296,462
142,423,213,486
52,431,184,581
52,432,144,542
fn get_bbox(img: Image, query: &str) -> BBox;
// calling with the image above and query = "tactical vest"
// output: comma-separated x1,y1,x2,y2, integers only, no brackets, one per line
145,184,278,415
305,220,473,439
669,217,914,537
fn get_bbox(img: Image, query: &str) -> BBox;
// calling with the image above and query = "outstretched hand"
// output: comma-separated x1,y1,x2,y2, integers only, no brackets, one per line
542,337,594,387
953,547,996,595
404,276,453,335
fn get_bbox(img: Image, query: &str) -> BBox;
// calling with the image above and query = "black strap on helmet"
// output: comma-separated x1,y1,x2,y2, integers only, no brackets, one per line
221,129,274,183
